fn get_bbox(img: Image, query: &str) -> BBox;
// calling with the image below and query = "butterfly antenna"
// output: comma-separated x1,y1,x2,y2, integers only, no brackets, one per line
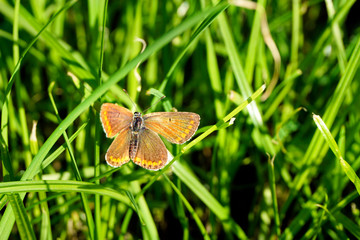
143,95,166,114
123,89,137,112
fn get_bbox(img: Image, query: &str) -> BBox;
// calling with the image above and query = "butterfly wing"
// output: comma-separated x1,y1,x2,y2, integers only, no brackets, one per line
132,129,168,170
100,103,133,138
143,112,200,144
105,128,131,167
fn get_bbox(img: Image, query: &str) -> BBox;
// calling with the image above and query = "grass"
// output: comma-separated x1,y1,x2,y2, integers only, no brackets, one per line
1,0,360,239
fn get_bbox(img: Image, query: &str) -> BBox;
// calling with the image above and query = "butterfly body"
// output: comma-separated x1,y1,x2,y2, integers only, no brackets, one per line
129,112,144,160
100,103,200,170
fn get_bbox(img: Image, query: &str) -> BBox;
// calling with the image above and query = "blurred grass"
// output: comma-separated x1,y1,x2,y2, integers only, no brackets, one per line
1,0,360,239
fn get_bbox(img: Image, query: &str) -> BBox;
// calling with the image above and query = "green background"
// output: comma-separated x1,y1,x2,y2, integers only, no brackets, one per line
0,0,360,239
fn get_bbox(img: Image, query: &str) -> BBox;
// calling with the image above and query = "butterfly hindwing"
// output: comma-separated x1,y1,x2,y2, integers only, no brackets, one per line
100,103,133,138
132,128,168,170
143,112,200,144
105,128,131,167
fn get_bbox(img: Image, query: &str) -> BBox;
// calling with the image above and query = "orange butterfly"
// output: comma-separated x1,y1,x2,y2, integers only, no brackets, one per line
100,103,200,170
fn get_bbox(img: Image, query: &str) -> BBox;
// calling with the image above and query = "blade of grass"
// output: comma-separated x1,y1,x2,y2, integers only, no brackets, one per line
244,0,267,83
333,212,360,239
119,209,133,240
38,190,51,240
41,122,88,171
154,1,229,107
126,0,143,99
268,155,281,236
0,180,133,206
172,161,246,239
174,176,190,239
29,123,52,240
0,127,14,182
291,0,300,70
215,4,263,127
200,0,225,119
164,175,210,240
325,0,347,74
7,193,36,240
313,114,360,194
3,2,36,239
124,167,159,239
48,81,95,239
13,0,33,169
94,1,108,239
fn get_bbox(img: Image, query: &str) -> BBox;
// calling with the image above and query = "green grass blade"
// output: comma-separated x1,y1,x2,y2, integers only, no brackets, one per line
244,0,267,83
312,114,341,159
48,81,95,239
7,193,36,240
94,6,109,237
215,4,263,127
334,212,360,239
313,114,360,195
38,190,52,240
325,0,347,74
291,0,300,69
126,173,159,240
155,1,229,105
0,180,133,206
268,155,281,236
172,161,247,239
164,175,210,240
40,122,88,171
0,131,14,182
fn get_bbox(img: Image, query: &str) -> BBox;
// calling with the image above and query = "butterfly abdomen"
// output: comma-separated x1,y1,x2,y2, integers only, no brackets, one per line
129,133,139,160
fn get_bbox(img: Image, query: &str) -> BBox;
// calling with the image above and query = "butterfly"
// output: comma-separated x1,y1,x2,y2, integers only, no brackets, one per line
100,103,200,170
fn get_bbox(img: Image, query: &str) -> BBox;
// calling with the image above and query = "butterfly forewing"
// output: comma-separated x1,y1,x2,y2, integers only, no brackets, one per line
132,128,168,170
100,103,133,138
143,112,200,144
105,128,132,167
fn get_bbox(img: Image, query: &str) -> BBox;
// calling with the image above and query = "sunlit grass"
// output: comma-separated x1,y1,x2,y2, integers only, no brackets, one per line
0,0,360,239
